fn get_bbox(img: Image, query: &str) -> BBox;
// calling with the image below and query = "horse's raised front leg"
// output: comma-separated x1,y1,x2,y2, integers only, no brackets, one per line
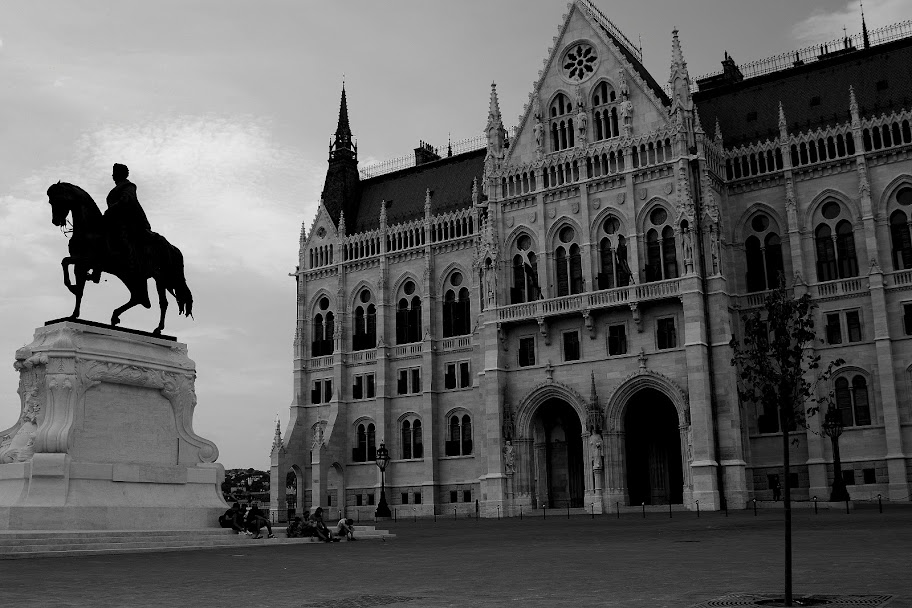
153,279,168,336
111,294,141,327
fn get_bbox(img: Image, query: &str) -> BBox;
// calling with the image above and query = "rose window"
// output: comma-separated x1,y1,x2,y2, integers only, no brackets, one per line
563,44,597,82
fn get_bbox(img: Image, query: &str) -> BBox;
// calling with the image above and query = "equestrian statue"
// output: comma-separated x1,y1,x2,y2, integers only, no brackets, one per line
46,163,193,335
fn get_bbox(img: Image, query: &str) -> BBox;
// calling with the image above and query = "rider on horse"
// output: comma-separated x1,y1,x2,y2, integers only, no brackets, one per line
103,163,151,280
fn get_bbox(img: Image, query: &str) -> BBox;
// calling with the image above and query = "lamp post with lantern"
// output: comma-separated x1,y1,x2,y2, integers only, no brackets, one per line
375,441,392,518
822,405,850,502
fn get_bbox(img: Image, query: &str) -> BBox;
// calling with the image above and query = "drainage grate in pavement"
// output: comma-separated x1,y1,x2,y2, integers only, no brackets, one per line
691,593,893,607
301,595,421,608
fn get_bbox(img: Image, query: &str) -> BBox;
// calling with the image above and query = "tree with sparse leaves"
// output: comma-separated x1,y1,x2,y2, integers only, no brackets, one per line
731,282,842,607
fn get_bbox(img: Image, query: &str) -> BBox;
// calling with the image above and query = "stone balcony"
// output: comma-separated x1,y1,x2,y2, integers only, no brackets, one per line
494,278,682,326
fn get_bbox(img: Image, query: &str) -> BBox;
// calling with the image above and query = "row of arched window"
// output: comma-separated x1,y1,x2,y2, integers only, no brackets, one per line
352,414,473,462
757,374,872,433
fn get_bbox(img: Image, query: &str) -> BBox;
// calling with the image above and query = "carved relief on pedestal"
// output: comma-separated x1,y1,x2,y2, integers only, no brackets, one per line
0,348,49,463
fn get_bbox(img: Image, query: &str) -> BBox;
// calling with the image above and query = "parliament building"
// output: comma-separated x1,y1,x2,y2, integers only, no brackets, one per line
270,1,912,519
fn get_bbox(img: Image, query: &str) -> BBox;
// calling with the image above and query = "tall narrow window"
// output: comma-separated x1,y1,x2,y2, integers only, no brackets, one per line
657,317,677,349
890,210,912,270
815,225,838,282
835,220,858,278
519,337,536,367
608,323,627,355
563,331,580,361
402,420,412,459
745,236,766,292
646,230,662,282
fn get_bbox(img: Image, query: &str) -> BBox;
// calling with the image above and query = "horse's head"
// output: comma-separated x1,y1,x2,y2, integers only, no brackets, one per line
47,182,70,227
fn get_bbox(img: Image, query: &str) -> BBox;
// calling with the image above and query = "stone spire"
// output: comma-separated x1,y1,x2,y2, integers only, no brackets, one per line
668,28,693,112
777,101,788,139
485,82,506,156
270,416,284,456
861,2,870,49
424,188,432,218
849,85,860,128
331,85,355,160
338,207,346,237
321,85,361,230
714,118,723,144
298,220,307,258
379,198,387,229
586,371,603,433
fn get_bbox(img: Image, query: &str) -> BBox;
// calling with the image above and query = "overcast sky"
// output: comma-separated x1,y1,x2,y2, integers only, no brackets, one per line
0,0,905,470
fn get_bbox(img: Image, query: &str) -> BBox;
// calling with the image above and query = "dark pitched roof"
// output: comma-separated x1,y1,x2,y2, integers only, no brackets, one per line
694,36,912,148
352,148,486,233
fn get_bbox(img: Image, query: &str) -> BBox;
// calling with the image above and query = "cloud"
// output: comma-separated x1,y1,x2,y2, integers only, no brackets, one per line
792,0,909,45
15,115,322,278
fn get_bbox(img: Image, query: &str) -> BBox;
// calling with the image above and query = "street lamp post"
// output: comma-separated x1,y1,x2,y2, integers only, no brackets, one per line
375,441,392,518
822,406,850,502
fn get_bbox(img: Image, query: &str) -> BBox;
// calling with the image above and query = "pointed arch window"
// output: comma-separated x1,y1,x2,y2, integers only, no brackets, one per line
550,93,575,152
644,208,677,282
353,289,376,351
352,422,377,462
396,281,422,344
445,413,473,456
512,235,540,303
815,202,858,282
401,416,423,459
834,376,871,427
442,273,471,337
312,296,335,356
890,210,912,270
592,81,619,142
555,226,583,296
744,214,785,292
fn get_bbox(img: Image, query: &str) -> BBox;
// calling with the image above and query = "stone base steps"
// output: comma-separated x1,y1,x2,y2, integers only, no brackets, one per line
0,525,394,559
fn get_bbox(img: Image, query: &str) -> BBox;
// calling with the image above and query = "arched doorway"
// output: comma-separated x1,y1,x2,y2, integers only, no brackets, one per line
531,398,584,508
624,388,683,505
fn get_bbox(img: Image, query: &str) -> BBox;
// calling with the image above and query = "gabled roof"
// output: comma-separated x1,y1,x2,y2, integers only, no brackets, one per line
352,148,486,233
694,36,912,148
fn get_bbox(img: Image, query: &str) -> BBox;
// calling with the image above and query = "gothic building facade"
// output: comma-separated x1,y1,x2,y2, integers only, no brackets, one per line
270,0,912,519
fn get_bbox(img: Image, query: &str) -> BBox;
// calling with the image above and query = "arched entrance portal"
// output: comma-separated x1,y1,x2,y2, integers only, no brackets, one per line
625,388,684,505
531,398,584,508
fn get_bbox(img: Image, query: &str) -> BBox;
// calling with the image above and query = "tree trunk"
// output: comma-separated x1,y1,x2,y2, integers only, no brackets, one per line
782,405,793,606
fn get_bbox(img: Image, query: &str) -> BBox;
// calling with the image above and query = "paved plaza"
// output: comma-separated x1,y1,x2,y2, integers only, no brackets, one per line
1,506,910,607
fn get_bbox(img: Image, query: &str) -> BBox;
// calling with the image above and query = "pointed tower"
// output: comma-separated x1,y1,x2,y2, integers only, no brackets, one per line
861,3,870,49
321,86,360,233
270,417,285,456
669,28,696,142
483,82,507,187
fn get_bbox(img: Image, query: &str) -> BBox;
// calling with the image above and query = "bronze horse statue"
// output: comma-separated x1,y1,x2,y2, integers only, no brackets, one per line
46,182,193,335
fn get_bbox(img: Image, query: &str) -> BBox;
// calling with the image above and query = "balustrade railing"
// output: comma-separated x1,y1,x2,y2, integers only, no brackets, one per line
440,336,472,351
814,277,867,298
889,269,912,287
393,344,423,358
349,350,377,364
308,355,335,369
496,278,680,322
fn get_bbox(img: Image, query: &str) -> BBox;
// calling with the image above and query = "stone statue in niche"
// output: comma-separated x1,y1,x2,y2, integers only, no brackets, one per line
588,429,603,471
532,97,544,158
682,227,694,262
503,440,516,475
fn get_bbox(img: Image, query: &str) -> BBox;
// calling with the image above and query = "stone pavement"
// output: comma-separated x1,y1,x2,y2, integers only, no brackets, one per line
0,506,910,607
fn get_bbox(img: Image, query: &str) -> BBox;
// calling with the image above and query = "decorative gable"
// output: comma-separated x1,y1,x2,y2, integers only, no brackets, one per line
504,0,672,170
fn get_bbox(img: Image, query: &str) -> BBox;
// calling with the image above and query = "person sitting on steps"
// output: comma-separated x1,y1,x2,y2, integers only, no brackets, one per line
335,517,356,541
218,502,245,534
286,516,305,538
308,507,337,542
244,502,275,539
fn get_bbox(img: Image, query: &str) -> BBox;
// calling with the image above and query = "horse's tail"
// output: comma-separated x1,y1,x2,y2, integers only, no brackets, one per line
169,246,193,318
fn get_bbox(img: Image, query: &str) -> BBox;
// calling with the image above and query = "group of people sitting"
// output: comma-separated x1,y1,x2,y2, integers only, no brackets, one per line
286,507,356,542
218,502,275,539
218,503,355,542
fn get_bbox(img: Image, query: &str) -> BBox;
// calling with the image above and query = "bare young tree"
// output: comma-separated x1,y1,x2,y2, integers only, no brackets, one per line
731,283,843,606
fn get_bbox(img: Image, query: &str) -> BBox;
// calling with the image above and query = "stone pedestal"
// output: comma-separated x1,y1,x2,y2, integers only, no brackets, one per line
0,321,227,530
